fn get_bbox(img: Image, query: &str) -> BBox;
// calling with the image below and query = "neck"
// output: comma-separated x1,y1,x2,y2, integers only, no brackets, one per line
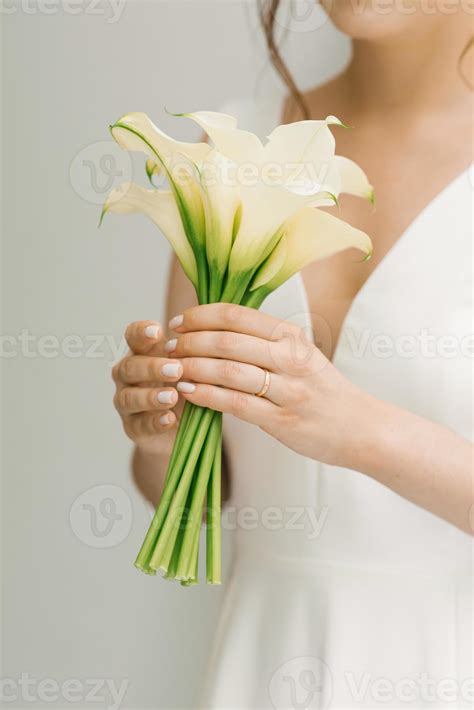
343,21,472,115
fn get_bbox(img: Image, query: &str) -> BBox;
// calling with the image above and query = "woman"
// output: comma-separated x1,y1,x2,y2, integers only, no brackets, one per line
112,4,473,708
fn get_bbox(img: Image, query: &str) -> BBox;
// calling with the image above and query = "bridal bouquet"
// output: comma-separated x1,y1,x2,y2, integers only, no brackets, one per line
102,109,373,585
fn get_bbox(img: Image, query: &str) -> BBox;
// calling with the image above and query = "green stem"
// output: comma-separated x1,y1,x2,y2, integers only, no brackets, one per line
134,404,206,572
220,270,253,304
149,409,215,571
164,459,197,580
196,251,209,305
241,285,270,309
206,416,222,584
175,413,221,579
208,263,224,303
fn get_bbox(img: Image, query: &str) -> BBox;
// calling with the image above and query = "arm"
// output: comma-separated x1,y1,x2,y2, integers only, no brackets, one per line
164,303,473,535
351,393,473,534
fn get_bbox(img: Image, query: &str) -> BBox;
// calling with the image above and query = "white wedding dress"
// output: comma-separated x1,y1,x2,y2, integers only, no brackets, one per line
200,97,473,709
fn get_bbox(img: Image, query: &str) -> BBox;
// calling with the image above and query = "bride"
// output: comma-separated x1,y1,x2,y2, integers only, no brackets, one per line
112,4,473,708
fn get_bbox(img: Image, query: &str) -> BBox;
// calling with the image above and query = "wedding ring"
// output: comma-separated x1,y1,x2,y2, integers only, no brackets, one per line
255,369,271,398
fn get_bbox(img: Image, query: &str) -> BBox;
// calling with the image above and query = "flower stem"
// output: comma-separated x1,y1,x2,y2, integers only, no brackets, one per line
175,413,221,579
149,408,215,571
206,416,222,584
134,404,206,573
241,286,270,309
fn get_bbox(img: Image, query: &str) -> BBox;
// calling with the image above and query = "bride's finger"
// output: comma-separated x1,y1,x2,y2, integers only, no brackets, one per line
179,357,285,405
169,304,294,342
165,331,277,372
176,381,278,429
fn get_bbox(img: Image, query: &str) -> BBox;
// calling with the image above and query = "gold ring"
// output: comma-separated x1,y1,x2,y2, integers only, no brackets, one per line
255,369,271,398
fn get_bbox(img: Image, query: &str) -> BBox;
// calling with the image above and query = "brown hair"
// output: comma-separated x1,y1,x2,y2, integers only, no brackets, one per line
260,1,473,112
459,36,474,89
259,0,310,119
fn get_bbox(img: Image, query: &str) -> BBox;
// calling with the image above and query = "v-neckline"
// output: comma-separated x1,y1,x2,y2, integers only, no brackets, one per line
297,164,472,362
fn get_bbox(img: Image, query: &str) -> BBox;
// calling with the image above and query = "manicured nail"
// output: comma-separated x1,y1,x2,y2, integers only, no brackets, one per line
161,363,181,378
168,314,184,330
157,390,175,404
160,413,172,426
177,381,196,394
144,324,160,339
164,338,178,353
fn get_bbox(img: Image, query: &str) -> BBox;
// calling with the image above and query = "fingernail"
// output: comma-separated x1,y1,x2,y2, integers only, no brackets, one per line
157,390,175,404
144,324,160,339
164,338,178,353
168,314,184,330
160,413,172,425
177,381,196,394
161,362,181,378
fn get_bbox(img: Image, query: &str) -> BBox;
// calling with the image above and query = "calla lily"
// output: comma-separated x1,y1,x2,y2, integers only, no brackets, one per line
101,182,198,287
111,112,208,246
250,206,372,294
103,108,373,585
199,150,241,298
335,155,375,203
110,111,210,166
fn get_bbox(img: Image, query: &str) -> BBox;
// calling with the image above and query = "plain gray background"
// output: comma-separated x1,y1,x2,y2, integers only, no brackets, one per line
2,2,349,707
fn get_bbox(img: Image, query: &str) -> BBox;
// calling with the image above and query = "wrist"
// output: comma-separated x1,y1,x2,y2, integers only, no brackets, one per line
335,385,384,473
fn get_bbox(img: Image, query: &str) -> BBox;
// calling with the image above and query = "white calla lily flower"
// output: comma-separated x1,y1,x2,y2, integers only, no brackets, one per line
101,182,198,287
110,112,210,166
335,155,375,203
199,150,241,296
251,206,372,294
105,108,373,303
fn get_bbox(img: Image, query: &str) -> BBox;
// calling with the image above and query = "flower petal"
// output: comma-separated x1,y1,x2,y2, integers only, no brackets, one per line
335,155,375,203
110,112,211,166
263,117,343,197
102,183,198,286
183,111,265,163
199,150,241,273
263,116,342,165
251,206,372,291
228,184,306,275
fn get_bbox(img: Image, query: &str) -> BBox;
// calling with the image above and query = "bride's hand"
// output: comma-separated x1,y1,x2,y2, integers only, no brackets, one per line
166,304,370,468
112,320,184,454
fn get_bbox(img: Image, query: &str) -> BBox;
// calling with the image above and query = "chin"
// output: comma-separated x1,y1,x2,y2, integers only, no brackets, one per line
320,0,440,40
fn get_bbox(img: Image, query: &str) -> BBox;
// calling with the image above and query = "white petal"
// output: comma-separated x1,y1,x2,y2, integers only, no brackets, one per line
229,184,306,274
251,207,372,291
263,117,344,197
263,116,341,165
200,150,241,272
110,112,211,166
335,155,375,202
184,111,264,163
181,110,238,131
102,183,198,286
